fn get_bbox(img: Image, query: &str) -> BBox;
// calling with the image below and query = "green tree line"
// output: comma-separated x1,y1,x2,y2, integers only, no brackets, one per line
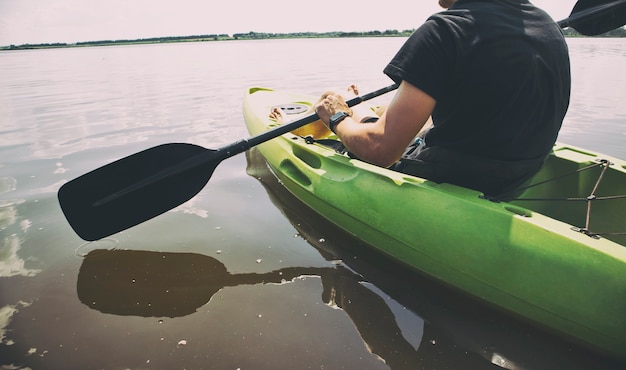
2,27,625,51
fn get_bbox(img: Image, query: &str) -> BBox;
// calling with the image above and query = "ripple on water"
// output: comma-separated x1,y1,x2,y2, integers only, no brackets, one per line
75,238,120,257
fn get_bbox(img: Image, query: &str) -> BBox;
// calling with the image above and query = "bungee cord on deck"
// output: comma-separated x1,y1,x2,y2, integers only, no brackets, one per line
486,159,626,239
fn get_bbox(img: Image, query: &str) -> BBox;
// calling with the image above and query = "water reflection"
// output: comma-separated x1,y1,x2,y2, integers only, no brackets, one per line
0,184,40,348
0,194,41,278
0,301,31,346
0,234,40,278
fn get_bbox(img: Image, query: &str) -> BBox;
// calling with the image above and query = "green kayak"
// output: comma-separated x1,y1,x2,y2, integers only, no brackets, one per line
243,87,626,359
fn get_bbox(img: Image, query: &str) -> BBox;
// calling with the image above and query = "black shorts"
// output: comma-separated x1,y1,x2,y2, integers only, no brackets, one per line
391,139,545,197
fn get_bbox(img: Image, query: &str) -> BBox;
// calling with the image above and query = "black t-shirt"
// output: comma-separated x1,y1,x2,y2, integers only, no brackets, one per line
384,0,571,162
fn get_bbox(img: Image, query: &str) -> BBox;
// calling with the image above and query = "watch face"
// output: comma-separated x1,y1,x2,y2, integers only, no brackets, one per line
330,111,349,123
329,111,350,133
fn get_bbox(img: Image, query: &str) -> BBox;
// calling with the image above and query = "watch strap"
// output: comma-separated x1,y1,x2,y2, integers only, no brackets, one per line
329,111,350,133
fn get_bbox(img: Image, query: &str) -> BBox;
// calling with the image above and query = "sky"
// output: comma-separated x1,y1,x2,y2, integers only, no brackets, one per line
0,0,578,46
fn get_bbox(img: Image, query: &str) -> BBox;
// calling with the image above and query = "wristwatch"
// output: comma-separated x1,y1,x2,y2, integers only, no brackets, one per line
329,111,351,133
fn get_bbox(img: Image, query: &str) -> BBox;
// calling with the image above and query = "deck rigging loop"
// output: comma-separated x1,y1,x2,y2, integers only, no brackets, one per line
486,160,608,201
487,158,625,239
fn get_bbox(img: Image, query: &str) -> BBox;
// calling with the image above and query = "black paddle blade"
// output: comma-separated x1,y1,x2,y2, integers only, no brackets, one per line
565,0,626,35
58,143,217,241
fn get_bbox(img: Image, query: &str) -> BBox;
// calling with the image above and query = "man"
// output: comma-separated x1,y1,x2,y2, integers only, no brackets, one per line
315,0,571,196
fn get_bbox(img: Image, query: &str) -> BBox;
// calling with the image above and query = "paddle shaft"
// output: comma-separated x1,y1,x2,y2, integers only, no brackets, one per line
558,0,626,35
237,83,398,151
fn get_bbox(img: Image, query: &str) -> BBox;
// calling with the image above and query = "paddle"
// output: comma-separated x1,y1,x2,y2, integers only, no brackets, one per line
59,0,626,241
58,84,399,240
557,0,626,36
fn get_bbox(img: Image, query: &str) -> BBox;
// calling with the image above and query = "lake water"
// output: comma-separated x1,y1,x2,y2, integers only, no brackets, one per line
0,37,625,369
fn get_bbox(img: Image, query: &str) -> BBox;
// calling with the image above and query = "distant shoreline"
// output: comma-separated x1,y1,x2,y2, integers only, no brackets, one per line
2,28,625,51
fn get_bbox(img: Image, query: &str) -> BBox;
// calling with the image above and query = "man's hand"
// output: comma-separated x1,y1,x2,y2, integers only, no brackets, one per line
314,93,352,127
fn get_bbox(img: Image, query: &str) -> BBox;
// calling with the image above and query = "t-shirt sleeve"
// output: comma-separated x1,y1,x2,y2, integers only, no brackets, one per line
383,16,457,101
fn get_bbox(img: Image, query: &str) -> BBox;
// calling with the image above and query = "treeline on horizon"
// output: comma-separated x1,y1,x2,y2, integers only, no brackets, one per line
2,27,625,51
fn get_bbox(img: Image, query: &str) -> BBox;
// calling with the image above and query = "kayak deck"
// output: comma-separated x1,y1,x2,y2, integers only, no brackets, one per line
503,146,625,246
243,87,626,359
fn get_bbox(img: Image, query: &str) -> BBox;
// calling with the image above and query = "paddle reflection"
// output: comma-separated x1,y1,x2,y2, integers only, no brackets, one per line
77,248,425,368
78,249,324,318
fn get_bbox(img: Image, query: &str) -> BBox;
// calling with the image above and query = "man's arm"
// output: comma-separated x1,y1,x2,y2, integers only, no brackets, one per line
316,81,436,167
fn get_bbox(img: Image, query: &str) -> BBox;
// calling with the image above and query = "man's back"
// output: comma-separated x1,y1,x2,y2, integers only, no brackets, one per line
384,0,571,194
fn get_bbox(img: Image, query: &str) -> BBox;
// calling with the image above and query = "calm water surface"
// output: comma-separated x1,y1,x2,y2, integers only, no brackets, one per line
0,38,625,369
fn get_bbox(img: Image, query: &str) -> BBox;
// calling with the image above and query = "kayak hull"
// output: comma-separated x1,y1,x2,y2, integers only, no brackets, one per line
243,87,626,359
